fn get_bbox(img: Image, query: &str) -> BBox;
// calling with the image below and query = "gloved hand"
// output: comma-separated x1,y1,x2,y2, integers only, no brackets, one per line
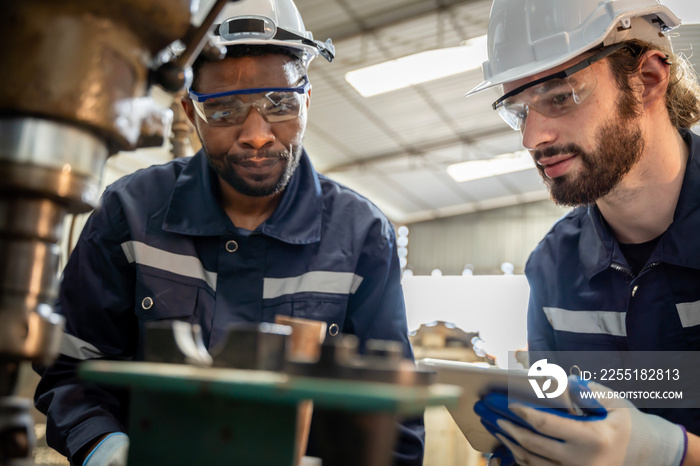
475,376,687,466
475,378,607,447
83,432,129,466
487,445,517,466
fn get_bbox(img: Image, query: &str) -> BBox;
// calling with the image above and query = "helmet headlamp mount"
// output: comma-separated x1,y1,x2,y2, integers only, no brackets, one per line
214,15,334,62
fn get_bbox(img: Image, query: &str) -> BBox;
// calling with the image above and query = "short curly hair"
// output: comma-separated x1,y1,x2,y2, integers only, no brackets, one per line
607,39,700,130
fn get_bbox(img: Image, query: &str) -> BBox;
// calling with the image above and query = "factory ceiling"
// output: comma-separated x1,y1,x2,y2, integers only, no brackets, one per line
293,0,700,224
109,0,700,226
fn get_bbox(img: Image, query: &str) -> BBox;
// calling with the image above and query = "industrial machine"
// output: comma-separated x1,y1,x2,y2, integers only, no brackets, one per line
0,1,229,463
80,321,458,465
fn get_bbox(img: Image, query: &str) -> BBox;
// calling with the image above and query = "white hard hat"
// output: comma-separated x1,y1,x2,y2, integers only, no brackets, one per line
211,0,335,65
466,0,681,97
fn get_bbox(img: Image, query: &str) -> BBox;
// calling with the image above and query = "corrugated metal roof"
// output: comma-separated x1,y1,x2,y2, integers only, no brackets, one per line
194,0,700,224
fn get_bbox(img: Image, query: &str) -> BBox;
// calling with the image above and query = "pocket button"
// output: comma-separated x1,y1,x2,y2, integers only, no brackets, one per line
142,297,154,310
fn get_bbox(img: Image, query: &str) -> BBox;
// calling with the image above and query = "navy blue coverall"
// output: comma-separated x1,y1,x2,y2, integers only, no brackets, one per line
35,149,424,464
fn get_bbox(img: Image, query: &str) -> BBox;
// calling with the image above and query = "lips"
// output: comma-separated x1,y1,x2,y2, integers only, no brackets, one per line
237,157,280,171
537,154,577,178
238,157,279,167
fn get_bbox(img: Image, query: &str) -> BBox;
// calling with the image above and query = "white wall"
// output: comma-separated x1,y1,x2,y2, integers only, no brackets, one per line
402,275,530,368
403,201,568,275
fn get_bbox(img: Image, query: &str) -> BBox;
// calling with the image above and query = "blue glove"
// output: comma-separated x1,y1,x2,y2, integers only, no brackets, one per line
487,445,517,466
474,377,608,448
476,376,687,466
83,432,129,466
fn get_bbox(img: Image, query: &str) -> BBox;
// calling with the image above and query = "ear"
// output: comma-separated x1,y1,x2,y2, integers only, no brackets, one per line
181,98,197,126
637,50,671,108
305,85,312,110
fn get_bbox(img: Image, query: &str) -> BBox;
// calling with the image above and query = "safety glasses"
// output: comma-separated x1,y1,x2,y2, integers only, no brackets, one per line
188,77,310,126
493,43,627,131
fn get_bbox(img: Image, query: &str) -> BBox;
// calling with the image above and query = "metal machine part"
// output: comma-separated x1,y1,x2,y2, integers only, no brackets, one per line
410,320,497,365
144,321,213,366
275,315,327,363
287,336,432,386
0,1,229,463
210,322,292,371
146,321,294,370
306,409,400,466
0,398,35,466
274,315,327,466
289,336,433,466
80,321,456,466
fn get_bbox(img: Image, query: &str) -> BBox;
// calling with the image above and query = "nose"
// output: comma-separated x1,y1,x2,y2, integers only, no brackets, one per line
238,106,275,150
521,106,557,151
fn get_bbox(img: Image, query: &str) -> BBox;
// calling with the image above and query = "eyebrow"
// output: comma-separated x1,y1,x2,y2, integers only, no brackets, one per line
532,78,569,94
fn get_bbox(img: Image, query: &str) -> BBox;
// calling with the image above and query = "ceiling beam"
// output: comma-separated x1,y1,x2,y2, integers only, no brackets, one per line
309,0,485,43
320,125,512,174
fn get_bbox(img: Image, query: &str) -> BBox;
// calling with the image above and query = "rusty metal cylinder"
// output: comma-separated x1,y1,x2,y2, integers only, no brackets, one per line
0,0,194,369
0,0,191,149
0,2,204,463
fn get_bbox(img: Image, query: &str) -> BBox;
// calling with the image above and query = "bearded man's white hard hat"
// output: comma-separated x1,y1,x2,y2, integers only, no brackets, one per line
466,0,681,97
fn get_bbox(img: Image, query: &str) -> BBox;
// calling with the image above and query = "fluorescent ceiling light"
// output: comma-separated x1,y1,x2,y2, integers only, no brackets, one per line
447,150,534,183
345,35,487,97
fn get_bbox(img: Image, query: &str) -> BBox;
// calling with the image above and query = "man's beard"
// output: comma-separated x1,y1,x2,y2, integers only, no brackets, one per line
533,94,644,207
204,146,302,197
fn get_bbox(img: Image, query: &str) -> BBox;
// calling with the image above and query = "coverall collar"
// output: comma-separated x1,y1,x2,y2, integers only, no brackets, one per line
163,149,322,244
580,129,700,279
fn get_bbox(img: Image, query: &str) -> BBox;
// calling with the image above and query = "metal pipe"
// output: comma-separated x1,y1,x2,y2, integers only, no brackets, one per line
0,0,223,461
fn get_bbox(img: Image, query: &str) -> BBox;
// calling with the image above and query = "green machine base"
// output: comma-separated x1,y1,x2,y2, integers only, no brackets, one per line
81,361,460,466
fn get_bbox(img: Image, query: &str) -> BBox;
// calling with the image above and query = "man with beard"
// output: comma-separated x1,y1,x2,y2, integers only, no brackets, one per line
33,1,424,465
466,0,700,465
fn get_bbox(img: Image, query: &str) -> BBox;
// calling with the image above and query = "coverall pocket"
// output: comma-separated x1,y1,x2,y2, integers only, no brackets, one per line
134,273,197,321
291,299,348,337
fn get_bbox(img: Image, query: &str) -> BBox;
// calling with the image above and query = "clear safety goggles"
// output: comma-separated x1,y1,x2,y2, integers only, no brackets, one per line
188,77,310,126
492,43,626,131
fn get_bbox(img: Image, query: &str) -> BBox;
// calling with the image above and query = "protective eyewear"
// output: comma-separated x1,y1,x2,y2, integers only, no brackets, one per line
215,15,335,62
493,43,626,131
188,77,310,126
